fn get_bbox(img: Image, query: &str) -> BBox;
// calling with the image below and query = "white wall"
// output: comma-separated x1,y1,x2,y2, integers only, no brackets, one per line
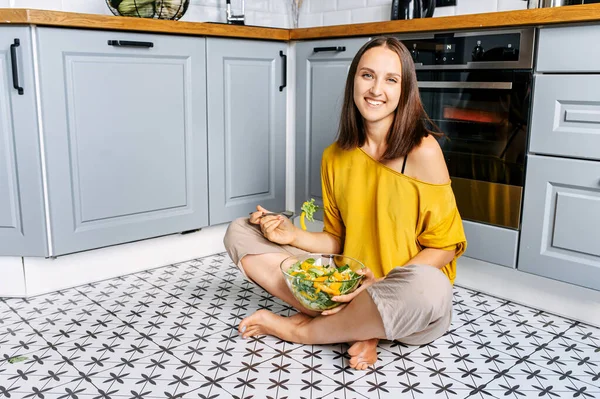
8,0,293,28
4,0,529,28
299,0,528,27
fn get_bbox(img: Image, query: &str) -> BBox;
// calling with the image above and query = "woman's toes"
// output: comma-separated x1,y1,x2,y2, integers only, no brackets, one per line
238,309,268,336
352,360,367,371
349,355,360,368
247,325,263,337
350,356,367,370
348,343,361,358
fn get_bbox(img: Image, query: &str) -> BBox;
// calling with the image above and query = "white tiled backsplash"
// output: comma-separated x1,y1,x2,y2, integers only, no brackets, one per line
299,0,528,27
6,0,528,28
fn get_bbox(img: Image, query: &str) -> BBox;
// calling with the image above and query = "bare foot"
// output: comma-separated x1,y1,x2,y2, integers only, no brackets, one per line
238,310,311,341
348,339,379,370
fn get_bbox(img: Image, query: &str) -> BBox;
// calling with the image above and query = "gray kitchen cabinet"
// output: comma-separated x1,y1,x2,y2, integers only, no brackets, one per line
295,38,369,217
36,28,209,256
0,27,47,256
206,38,287,225
537,25,600,73
529,75,600,161
518,155,600,291
463,220,518,269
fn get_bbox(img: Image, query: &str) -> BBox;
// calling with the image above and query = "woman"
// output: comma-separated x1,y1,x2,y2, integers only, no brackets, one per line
223,36,467,370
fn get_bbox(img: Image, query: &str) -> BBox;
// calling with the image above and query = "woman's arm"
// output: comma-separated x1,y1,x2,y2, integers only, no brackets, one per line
402,135,462,270
254,209,342,254
291,228,342,254
403,247,456,269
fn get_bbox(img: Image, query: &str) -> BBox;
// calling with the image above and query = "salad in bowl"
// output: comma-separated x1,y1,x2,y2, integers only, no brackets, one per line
281,254,365,311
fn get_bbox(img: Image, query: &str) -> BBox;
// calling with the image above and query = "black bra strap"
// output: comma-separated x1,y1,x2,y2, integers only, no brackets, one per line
401,154,408,174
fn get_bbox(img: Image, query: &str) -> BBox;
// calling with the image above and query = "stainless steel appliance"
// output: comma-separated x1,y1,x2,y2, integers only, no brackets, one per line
226,0,245,25
396,28,535,231
391,0,435,20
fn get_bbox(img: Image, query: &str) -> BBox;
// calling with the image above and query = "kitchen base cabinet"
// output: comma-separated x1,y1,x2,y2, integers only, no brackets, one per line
206,38,287,225
518,155,600,291
36,28,209,256
295,38,369,217
463,220,518,268
0,27,47,256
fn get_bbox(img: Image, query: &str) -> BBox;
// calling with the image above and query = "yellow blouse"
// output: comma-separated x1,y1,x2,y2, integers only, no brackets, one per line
321,143,467,284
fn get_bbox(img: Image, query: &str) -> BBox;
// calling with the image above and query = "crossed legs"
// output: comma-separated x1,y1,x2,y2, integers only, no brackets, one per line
240,253,384,370
222,218,453,370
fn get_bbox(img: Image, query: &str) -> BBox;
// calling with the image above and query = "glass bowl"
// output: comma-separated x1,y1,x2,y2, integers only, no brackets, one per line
281,253,365,312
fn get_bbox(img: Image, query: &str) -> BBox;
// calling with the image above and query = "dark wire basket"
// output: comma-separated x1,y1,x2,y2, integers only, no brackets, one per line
106,0,190,21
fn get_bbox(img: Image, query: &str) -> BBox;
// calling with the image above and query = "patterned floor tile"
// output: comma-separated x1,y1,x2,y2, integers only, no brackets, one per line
483,366,600,398
2,252,600,399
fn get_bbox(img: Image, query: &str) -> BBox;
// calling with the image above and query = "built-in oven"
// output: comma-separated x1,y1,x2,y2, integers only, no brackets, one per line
396,28,536,267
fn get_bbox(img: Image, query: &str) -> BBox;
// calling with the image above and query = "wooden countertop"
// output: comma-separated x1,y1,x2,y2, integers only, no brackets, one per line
291,3,600,39
1,4,600,42
0,8,290,41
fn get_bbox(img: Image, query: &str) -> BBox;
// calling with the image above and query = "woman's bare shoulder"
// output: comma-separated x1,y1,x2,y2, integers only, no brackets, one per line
407,135,450,185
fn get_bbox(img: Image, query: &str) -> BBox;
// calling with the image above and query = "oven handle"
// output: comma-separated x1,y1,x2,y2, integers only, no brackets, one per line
417,81,513,90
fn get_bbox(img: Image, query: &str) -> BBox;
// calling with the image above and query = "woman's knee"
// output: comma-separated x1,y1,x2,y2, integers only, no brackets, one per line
396,265,453,325
425,271,453,320
411,266,453,335
223,217,250,250
398,314,450,345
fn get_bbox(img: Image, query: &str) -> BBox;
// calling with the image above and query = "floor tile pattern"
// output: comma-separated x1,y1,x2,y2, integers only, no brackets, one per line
1,253,599,398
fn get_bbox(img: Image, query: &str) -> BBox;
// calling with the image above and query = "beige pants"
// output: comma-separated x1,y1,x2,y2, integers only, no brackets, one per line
223,217,453,345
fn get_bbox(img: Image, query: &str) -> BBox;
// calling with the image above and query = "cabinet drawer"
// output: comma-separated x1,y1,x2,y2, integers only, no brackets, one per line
537,25,600,73
518,155,600,291
530,74,600,161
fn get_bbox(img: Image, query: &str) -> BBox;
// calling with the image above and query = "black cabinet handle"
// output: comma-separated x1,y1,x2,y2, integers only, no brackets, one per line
279,51,287,92
10,39,23,95
313,46,346,53
108,40,154,48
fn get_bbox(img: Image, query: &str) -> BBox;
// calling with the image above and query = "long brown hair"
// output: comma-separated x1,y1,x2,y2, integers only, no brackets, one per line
336,36,440,160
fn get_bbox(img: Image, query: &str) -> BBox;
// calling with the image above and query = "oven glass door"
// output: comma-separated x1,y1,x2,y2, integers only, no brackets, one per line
418,70,532,229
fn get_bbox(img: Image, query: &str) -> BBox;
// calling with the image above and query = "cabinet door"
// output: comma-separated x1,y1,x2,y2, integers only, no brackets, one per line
295,38,369,217
207,38,286,225
518,155,600,291
37,28,208,256
0,27,47,256
529,75,600,161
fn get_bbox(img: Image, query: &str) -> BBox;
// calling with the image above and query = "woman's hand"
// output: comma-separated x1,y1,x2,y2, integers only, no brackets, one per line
321,268,384,316
249,205,298,245
260,214,297,245
249,205,270,225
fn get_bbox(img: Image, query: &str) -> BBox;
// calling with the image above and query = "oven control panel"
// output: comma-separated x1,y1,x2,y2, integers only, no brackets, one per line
398,30,533,69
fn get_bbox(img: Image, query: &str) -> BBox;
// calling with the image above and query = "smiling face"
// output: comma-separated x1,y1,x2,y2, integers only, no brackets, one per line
353,45,403,130
337,37,429,161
